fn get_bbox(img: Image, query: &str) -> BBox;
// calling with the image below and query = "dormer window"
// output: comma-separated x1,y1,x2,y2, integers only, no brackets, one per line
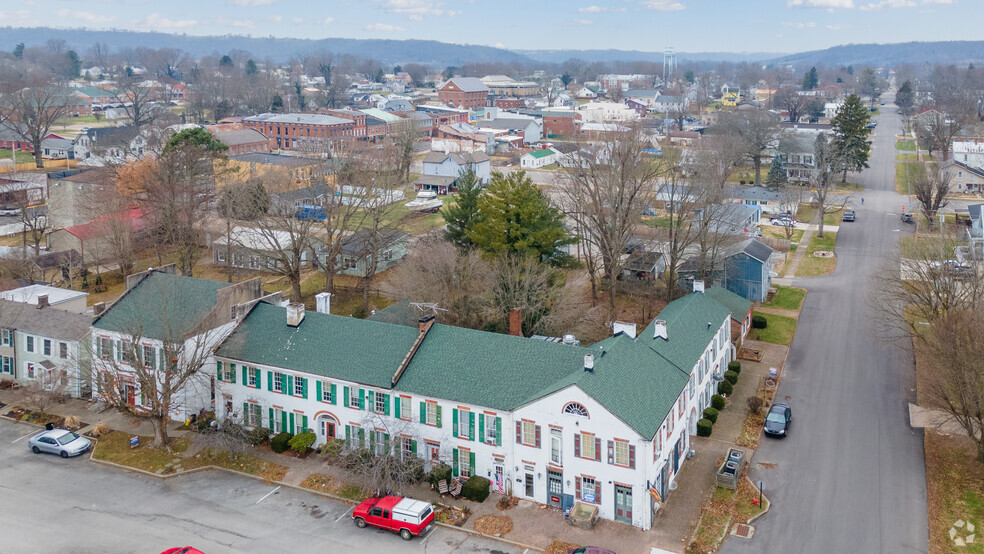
563,402,589,417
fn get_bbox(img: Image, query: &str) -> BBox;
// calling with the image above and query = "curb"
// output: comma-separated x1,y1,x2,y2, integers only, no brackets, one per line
433,521,544,553
745,476,771,525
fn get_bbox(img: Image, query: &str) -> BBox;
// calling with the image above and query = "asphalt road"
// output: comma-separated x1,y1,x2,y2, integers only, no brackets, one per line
721,99,929,553
0,419,520,554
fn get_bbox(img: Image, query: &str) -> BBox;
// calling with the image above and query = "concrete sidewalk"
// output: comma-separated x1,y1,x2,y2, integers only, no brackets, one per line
908,403,981,439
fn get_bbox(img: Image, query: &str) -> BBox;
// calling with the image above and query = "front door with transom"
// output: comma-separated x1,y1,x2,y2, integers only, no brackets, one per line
317,414,337,444
525,472,535,497
614,484,632,524
547,469,563,507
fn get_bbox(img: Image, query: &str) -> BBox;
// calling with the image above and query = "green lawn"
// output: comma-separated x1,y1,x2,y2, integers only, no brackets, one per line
92,431,190,474
900,235,958,260
925,431,984,554
0,149,14,160
836,182,864,192
762,286,806,311
795,203,842,225
896,140,917,152
53,115,103,125
796,232,837,277
896,162,927,195
748,311,798,345
642,215,673,228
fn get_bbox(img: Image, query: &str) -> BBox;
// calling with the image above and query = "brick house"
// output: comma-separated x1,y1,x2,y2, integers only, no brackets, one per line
437,78,489,110
243,113,358,151
211,129,271,156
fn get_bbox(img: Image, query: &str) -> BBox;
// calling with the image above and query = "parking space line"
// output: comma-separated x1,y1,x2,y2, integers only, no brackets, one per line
255,485,280,504
11,431,35,443
334,506,354,523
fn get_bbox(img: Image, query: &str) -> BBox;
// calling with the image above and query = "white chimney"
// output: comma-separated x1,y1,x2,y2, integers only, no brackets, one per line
612,321,637,338
286,303,305,327
315,292,331,315
693,280,705,293
583,353,594,372
653,319,668,341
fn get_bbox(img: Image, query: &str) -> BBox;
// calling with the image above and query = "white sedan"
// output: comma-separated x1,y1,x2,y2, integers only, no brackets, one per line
28,429,92,458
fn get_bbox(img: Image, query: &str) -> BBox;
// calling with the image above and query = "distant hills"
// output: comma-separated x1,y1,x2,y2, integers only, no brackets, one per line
4,27,984,69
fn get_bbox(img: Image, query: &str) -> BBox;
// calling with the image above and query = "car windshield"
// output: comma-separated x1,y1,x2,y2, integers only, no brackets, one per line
56,432,80,445
766,412,786,424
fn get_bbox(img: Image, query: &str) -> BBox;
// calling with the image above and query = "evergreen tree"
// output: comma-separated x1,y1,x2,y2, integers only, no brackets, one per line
803,66,818,90
831,93,872,183
442,170,483,249
245,59,259,75
66,50,81,78
895,80,914,115
13,43,24,59
764,155,788,190
468,171,576,265
165,127,229,154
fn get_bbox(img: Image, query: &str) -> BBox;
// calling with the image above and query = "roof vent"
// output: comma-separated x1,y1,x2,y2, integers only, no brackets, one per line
693,280,705,293
583,353,594,372
708,322,713,330
562,334,578,346
653,319,668,341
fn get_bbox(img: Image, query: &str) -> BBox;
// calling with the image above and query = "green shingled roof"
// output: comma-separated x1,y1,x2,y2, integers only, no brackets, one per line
93,272,228,341
527,149,555,159
642,291,732,371
215,302,419,389
704,286,752,321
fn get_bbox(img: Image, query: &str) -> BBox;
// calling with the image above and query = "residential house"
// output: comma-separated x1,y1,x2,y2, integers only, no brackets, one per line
777,132,819,183
47,207,149,266
951,139,984,170
696,204,762,236
74,126,156,166
941,159,984,194
224,153,330,188
520,147,560,169
382,98,415,113
967,204,984,259
0,173,46,210
576,102,639,123
475,117,543,146
703,286,753,352
623,90,659,109
212,226,320,271
729,186,798,216
326,228,411,277
431,123,495,155
0,297,92,398
413,151,491,195
0,284,88,314
621,250,665,281
91,268,264,419
210,128,270,156
243,113,359,152
437,78,489,110
575,86,599,99
47,168,116,230
41,137,75,159
211,287,736,530
653,95,688,113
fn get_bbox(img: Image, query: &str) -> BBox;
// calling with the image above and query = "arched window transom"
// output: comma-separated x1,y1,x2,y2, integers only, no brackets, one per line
563,402,589,417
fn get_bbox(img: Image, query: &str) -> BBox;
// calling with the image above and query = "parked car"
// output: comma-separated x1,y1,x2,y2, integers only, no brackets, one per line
929,260,974,276
764,403,792,437
353,495,435,540
770,217,797,227
28,429,92,458
295,205,326,220
842,210,856,222
900,212,914,224
566,548,617,554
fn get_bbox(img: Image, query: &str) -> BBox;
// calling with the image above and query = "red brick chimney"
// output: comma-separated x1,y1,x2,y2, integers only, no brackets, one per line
509,308,522,337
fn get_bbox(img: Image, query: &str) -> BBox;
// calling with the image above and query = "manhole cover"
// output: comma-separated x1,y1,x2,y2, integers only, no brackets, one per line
732,523,755,538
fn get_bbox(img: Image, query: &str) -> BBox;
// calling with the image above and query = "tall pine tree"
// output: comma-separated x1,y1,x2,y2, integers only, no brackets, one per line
442,170,483,249
831,94,872,183
764,155,788,190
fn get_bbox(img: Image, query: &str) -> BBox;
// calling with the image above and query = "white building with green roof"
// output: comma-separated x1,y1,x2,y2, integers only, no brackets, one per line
211,284,738,531
520,147,559,169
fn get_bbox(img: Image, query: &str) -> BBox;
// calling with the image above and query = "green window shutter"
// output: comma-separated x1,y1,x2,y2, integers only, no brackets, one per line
359,389,365,410
287,375,294,396
452,408,459,438
241,365,247,385
394,396,401,419
289,412,295,433
478,413,484,443
383,433,390,455
216,361,223,381
330,383,337,405
383,394,390,416
301,378,308,399
316,380,322,401
495,417,502,447
267,371,273,391
242,402,248,422
268,408,273,427
420,401,426,423
346,425,351,441
368,390,374,410
343,386,350,408
469,411,476,441
436,405,442,428
302,415,308,433
281,373,287,394
452,448,459,477
281,411,288,432
230,364,236,384
469,452,476,475
255,368,261,388
358,428,365,448
411,440,418,457
369,430,376,448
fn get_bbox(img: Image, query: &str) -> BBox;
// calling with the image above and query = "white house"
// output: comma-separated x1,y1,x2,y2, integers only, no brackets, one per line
520,148,559,169
576,102,640,123
413,151,491,194
210,287,735,530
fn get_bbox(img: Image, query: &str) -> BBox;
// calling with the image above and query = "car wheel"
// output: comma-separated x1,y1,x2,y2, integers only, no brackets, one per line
355,517,366,528
400,528,412,541
60,451,69,458
32,446,40,454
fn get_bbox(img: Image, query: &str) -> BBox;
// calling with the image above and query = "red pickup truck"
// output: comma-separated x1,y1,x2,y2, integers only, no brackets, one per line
353,495,435,540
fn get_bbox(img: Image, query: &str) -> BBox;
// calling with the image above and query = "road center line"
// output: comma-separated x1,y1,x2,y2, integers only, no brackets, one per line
12,431,35,443
334,506,354,523
255,485,280,504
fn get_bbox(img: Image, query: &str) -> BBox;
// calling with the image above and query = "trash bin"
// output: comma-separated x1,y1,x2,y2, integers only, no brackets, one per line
45,422,54,431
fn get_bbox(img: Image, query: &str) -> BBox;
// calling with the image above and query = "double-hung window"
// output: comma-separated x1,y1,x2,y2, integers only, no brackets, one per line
1,329,10,346
223,363,235,383
26,362,35,379
59,342,68,360
348,386,360,408
581,432,596,460
375,392,386,414
321,381,333,403
426,401,438,426
43,339,51,356
98,337,112,360
458,447,471,478
458,409,470,437
26,336,34,353
294,377,305,397
247,367,258,388
245,404,262,427
485,414,497,444
272,372,284,393
522,421,536,446
399,396,411,420
550,429,562,465
142,345,156,369
614,440,630,466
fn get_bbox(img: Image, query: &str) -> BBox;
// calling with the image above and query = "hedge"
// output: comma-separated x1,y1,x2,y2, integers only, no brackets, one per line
288,431,316,454
718,380,733,396
711,394,726,410
696,419,713,437
702,407,719,424
724,370,739,385
271,431,293,454
728,361,741,374
461,476,491,503
752,315,768,329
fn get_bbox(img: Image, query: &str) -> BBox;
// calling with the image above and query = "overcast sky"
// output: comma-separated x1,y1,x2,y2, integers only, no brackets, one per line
4,0,978,53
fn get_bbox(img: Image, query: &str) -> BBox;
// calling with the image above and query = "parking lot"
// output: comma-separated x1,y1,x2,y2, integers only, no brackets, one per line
0,419,522,553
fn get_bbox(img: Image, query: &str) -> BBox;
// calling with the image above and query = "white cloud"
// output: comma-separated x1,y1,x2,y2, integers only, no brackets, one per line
228,0,279,5
640,0,685,9
579,5,605,12
494,42,504,48
0,9,31,22
782,20,817,28
265,15,283,22
573,18,594,24
55,9,115,24
143,13,197,29
825,23,849,29
365,22,405,31
787,0,855,7
859,0,915,10
292,17,304,24
922,0,952,3
320,17,335,24
382,0,446,17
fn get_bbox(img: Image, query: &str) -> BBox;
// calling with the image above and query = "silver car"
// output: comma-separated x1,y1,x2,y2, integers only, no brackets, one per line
28,429,92,458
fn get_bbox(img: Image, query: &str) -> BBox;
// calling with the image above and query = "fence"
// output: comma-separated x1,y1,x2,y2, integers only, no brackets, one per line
0,159,80,173
757,236,792,252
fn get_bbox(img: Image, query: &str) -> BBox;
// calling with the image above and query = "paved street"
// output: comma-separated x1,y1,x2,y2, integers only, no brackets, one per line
0,420,520,554
722,99,929,553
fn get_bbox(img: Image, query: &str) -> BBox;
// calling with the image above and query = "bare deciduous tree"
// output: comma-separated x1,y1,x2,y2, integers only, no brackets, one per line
17,366,70,418
720,109,781,186
0,71,72,168
912,164,952,228
811,133,852,239
113,73,162,128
